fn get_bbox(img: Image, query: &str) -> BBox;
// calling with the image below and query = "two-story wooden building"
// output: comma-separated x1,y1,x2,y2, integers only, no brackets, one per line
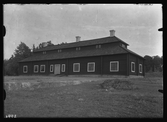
19,30,145,77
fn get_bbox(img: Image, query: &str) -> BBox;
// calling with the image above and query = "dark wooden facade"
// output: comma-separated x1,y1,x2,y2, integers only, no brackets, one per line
19,54,144,76
19,33,145,77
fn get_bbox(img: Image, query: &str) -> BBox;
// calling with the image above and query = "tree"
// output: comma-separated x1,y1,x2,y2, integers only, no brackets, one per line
32,44,36,52
37,41,54,49
152,55,161,72
4,42,32,76
144,55,153,72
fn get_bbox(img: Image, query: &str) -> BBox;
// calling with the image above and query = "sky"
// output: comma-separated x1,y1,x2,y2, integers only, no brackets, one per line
4,4,162,60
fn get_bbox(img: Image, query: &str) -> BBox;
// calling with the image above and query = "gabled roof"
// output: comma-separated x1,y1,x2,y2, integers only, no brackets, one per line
34,36,129,52
19,45,129,62
120,46,144,59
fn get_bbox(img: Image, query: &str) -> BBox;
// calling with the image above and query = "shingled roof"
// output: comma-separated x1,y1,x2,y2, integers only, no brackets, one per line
34,36,129,52
20,45,130,62
19,35,144,63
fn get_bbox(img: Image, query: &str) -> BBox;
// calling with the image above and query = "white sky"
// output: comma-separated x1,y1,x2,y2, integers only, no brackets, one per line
4,4,162,59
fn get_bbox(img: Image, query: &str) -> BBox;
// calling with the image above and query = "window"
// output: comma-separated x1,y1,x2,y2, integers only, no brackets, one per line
50,65,54,72
76,47,80,50
87,62,95,72
58,49,62,52
43,51,46,54
73,63,80,72
131,62,135,72
139,64,142,73
96,45,101,48
121,44,126,48
61,64,65,72
34,65,39,73
110,61,119,72
40,65,45,73
23,66,28,73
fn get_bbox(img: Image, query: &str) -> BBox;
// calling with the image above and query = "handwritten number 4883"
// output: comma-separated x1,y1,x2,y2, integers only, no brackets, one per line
5,114,16,118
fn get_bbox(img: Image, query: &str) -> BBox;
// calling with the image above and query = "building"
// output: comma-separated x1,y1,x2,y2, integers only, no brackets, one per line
19,30,145,77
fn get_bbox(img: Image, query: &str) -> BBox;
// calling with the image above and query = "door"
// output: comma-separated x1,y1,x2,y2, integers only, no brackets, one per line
54,64,60,75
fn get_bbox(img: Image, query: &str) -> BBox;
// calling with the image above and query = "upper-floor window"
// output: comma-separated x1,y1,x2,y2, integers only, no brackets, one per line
121,44,126,48
23,65,28,73
87,62,95,72
73,63,80,72
58,49,62,52
40,65,45,73
96,45,101,48
110,61,119,72
131,62,135,72
34,65,39,73
76,47,81,51
139,64,142,73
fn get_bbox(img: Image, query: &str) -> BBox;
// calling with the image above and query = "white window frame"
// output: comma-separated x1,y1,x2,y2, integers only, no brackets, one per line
73,63,80,72
61,64,65,72
23,65,28,73
110,61,119,72
34,65,39,73
87,62,95,72
40,65,45,73
139,64,142,73
50,65,53,72
131,62,135,72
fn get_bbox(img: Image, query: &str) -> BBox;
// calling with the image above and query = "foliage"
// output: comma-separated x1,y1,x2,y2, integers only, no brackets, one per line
144,55,163,72
34,41,54,51
4,42,32,76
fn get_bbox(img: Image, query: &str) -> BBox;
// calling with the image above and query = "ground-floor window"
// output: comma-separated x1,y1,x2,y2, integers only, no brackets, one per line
87,62,95,72
50,65,53,72
61,64,65,72
34,65,39,73
131,62,135,72
40,65,45,73
23,65,28,73
73,63,80,72
110,61,119,72
139,64,142,73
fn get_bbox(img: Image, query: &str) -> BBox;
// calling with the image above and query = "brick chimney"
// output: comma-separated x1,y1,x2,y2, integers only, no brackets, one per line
76,36,81,42
110,30,115,37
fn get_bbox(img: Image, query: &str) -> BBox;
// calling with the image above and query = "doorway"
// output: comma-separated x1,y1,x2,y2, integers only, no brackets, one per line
54,64,60,75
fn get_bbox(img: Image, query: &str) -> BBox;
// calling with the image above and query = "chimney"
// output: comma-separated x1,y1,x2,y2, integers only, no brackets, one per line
76,36,81,42
110,30,115,37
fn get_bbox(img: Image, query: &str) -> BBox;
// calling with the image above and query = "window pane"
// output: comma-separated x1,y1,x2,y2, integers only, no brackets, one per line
34,66,38,72
41,65,45,71
131,63,135,72
75,64,79,71
62,64,65,72
111,63,117,70
88,63,94,71
50,65,53,72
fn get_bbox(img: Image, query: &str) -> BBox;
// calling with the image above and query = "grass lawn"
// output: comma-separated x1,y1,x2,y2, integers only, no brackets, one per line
4,73,163,118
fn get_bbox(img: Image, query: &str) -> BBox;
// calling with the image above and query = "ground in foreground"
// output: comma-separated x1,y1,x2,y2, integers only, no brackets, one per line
4,75,163,118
